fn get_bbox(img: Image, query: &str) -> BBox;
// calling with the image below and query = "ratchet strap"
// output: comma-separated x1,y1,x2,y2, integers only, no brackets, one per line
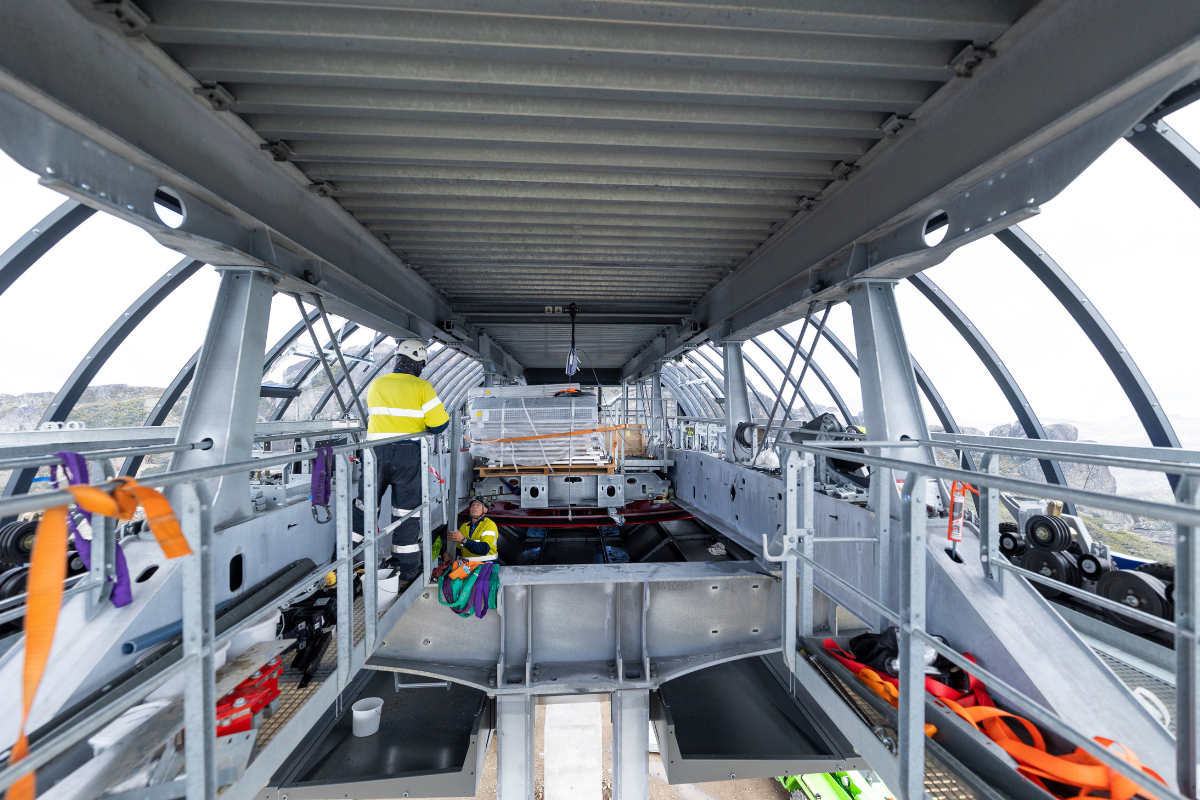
7,478,190,800
940,698,1164,800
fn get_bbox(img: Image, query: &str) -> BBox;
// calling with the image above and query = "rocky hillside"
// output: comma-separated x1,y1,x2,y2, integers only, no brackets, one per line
932,422,1174,562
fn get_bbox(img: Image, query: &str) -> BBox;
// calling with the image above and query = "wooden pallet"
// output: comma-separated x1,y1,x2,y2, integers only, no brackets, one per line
476,462,616,477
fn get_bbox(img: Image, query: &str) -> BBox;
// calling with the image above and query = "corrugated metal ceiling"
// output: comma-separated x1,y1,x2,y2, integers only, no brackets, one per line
134,0,1037,367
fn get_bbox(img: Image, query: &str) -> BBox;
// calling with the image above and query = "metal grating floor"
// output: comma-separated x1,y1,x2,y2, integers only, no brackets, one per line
254,641,338,752
1092,649,1176,735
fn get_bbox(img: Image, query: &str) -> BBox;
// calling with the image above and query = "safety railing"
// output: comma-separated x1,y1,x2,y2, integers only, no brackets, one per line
0,422,452,800
769,437,1200,800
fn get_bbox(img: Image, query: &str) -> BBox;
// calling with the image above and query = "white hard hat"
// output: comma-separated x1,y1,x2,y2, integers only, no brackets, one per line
397,338,428,364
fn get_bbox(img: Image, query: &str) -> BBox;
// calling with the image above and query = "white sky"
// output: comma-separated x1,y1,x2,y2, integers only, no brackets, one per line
1,102,1198,440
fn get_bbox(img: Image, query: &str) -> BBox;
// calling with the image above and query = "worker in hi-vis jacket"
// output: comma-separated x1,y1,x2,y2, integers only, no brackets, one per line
353,339,449,590
449,496,499,563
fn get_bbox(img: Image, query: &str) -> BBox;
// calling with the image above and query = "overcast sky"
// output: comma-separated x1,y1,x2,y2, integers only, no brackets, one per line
1,103,1197,439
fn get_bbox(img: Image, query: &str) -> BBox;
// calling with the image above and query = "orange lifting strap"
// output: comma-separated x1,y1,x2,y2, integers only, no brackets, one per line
940,697,1165,800
6,478,191,800
472,423,627,444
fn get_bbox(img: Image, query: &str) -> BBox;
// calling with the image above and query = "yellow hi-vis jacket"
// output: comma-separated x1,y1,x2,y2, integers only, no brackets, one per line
457,517,499,562
366,373,449,440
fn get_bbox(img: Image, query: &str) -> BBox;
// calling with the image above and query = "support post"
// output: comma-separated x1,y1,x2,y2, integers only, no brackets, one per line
797,451,815,644
847,282,932,467
898,471,927,800
362,447,379,653
650,365,665,459
335,454,352,689
496,694,536,800
169,270,274,527
421,437,432,587
1177,474,1199,797
446,412,461,561
871,466,894,621
611,690,650,800
86,458,116,618
180,482,216,800
722,343,752,463
979,453,1004,590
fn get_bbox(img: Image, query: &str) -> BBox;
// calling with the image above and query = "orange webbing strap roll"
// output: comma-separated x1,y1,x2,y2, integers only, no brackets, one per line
940,699,1165,800
473,424,627,444
5,478,190,800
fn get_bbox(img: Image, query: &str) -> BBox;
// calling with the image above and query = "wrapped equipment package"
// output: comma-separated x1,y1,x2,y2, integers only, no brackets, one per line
467,384,608,468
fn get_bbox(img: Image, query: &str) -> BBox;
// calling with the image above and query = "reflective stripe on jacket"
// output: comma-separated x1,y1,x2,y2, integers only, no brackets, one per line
366,373,449,436
459,517,499,562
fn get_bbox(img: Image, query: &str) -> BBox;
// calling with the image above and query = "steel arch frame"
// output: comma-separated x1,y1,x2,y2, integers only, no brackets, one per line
908,274,1074,511
691,345,774,424
662,363,713,419
0,200,95,297
657,370,701,419
673,359,723,419
3,257,204,501
661,363,710,418
1128,117,1200,208
742,336,820,423
120,349,200,477
998,225,1182,488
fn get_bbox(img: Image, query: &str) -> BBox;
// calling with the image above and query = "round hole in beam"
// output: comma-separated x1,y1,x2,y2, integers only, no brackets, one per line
922,210,949,247
153,187,186,228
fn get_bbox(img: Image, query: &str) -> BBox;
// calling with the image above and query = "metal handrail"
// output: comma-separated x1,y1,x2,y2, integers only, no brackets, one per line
0,432,426,519
0,429,440,794
917,437,1200,476
778,441,1200,527
0,440,215,472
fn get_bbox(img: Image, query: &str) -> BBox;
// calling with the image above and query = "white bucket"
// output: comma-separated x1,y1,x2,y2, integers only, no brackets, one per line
352,697,384,737
227,613,280,660
377,570,401,612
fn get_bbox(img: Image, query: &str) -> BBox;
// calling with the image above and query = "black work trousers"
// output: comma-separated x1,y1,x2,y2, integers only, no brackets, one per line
353,441,423,581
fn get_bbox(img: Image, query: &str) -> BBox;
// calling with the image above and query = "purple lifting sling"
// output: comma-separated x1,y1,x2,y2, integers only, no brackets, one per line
310,446,334,523
50,451,133,607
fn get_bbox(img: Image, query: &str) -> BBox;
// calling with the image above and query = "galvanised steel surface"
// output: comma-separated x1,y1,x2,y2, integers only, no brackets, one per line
367,561,782,695
0,200,95,297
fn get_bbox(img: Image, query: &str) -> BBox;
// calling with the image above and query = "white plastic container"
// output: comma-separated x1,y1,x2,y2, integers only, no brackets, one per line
377,570,401,613
352,697,384,737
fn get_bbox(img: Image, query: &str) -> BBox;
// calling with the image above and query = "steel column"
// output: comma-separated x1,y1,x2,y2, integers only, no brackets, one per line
310,335,386,418
496,694,535,800
1177,474,1200,797
722,343,752,463
611,690,650,800
998,225,1182,487
312,294,370,422
897,471,927,800
169,270,274,527
0,200,94,297
908,273,1074,511
271,322,362,420
847,282,931,466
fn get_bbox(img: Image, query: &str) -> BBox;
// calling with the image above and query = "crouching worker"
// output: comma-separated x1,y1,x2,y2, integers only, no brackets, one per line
353,339,448,592
449,496,498,564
